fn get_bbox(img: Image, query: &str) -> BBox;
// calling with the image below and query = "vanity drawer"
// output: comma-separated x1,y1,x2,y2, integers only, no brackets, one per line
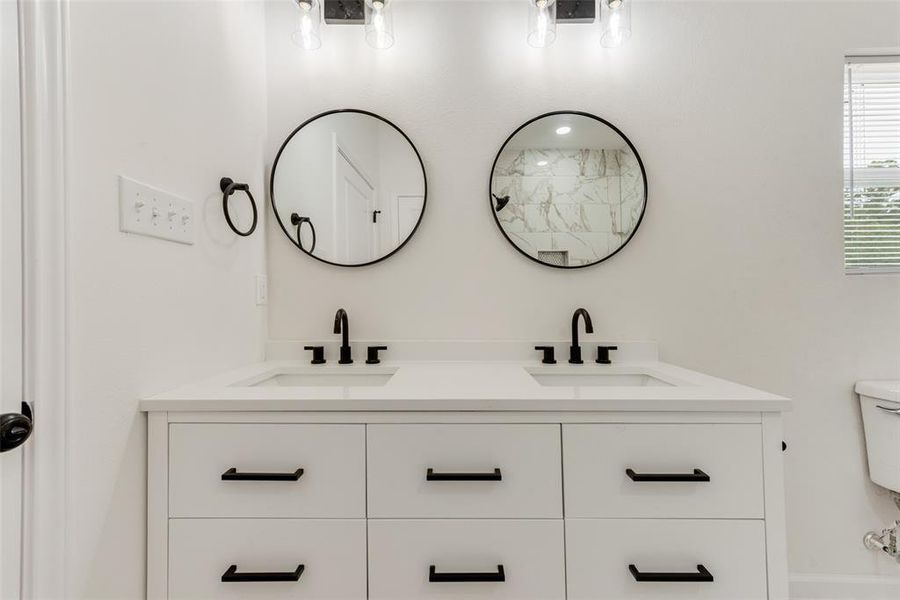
368,519,565,600
565,519,767,600
168,518,367,599
563,424,763,518
367,424,562,518
169,424,365,518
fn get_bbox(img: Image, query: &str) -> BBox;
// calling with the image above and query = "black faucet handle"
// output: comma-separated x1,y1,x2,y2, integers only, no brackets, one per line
366,346,388,365
596,345,619,365
303,345,326,365
534,346,557,365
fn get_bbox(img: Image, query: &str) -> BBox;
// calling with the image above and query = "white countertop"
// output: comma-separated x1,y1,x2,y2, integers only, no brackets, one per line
140,355,790,413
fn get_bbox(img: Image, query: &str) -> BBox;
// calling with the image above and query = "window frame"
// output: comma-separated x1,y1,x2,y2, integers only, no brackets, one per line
843,54,900,275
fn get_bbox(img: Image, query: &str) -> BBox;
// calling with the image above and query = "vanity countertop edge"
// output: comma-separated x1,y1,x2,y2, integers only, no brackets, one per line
139,358,791,413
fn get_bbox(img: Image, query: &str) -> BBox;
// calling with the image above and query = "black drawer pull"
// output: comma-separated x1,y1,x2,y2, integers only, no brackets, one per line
625,468,710,482
221,564,304,582
221,467,304,481
429,564,505,583
426,468,502,481
629,564,713,583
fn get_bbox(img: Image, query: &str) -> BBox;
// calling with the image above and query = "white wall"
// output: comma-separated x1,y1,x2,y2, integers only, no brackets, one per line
264,0,900,586
65,1,267,597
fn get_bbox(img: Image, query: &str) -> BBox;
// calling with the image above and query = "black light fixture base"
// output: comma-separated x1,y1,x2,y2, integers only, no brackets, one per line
324,0,365,24
323,0,593,27
557,0,596,23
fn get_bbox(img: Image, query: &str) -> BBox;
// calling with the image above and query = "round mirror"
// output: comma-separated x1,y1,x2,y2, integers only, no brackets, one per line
489,112,647,269
271,109,427,267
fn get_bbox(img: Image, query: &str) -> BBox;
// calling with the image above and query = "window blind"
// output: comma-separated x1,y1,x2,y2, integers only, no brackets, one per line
844,57,900,273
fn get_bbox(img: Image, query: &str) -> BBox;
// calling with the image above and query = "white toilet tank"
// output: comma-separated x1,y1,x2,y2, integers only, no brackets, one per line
856,381,900,494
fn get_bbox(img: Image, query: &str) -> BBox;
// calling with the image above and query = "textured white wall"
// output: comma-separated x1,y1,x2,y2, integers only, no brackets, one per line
264,0,900,582
65,1,268,597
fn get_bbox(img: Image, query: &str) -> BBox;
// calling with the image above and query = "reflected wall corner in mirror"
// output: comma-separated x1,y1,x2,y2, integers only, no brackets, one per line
489,111,647,269
270,109,427,267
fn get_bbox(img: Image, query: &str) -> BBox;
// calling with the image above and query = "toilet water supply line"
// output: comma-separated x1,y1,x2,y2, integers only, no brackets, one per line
863,492,900,563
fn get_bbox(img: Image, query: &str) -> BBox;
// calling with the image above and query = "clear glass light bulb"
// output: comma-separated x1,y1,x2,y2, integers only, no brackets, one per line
365,0,395,50
291,0,321,50
527,0,557,48
600,0,631,47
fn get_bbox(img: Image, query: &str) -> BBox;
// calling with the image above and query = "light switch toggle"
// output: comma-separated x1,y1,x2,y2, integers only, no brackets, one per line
118,176,195,245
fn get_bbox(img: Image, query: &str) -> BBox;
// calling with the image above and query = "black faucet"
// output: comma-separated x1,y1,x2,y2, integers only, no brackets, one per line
333,308,353,364
569,308,594,364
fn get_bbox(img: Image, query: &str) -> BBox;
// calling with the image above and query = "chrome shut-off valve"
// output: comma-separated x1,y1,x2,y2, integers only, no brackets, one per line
864,521,900,563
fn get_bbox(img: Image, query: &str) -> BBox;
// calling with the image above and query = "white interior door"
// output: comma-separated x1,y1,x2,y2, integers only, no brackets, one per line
334,148,376,263
1,1,27,597
397,195,424,243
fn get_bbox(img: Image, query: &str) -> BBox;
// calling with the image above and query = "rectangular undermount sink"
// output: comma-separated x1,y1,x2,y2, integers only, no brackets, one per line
235,368,397,388
526,369,676,387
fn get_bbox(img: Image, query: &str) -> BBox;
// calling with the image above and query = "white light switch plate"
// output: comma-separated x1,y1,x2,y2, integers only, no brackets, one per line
118,176,194,244
255,275,268,306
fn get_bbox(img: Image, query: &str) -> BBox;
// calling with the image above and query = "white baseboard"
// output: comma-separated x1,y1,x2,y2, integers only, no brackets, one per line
791,573,900,599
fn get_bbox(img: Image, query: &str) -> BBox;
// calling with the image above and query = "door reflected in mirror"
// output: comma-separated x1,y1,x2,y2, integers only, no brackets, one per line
271,110,426,267
490,112,647,268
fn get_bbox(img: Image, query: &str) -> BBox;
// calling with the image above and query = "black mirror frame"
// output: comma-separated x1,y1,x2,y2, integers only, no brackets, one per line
488,110,648,270
270,108,428,268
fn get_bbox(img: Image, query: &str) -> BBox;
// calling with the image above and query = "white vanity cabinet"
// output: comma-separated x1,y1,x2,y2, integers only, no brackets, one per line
366,424,562,518
168,424,366,518
562,423,773,600
562,424,765,519
147,411,788,600
168,519,367,599
565,519,768,600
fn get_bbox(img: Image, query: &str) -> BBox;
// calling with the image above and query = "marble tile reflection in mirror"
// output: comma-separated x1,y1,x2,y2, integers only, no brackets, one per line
490,112,646,268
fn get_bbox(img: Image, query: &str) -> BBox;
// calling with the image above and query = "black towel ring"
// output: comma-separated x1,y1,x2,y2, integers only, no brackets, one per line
291,213,316,253
220,177,258,237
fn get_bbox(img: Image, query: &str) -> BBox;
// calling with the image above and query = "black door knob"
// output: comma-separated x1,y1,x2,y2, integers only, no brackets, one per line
1,407,33,453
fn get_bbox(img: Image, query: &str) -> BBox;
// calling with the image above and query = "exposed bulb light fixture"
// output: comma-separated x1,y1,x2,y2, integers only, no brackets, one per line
527,0,557,48
299,0,629,52
292,0,322,50
556,126,571,135
537,160,549,166
600,0,631,48
365,0,395,49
